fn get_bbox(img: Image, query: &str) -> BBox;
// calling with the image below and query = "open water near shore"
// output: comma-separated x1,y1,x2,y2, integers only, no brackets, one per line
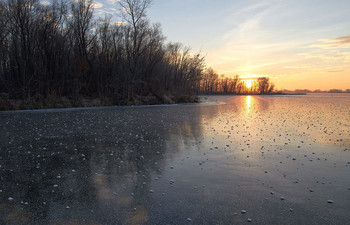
0,94,349,224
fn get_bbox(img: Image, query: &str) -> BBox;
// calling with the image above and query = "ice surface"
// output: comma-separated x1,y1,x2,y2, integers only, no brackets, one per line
0,94,349,224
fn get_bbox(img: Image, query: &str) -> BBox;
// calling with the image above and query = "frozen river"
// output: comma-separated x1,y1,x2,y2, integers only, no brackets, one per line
1,94,350,224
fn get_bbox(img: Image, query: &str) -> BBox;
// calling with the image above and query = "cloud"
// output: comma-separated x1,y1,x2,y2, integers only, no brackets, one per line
311,35,350,49
332,35,350,44
327,70,346,73
40,1,50,6
284,64,312,69
94,8,119,17
113,21,127,26
92,2,103,8
106,0,120,4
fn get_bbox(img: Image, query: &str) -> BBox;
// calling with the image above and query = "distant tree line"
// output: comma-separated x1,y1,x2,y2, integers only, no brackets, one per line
282,89,350,94
200,68,275,95
0,0,205,105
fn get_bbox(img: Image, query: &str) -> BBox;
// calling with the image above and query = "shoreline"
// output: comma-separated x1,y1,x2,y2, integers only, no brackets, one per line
0,94,200,111
3,92,347,111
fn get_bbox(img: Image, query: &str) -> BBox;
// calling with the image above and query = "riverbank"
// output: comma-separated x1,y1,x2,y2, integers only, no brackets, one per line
0,93,199,111
0,92,309,111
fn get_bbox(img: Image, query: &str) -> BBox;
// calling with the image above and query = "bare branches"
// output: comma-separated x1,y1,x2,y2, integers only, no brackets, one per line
118,0,151,27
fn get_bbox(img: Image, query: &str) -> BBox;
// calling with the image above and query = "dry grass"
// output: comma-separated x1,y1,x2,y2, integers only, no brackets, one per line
0,93,199,111
0,94,113,111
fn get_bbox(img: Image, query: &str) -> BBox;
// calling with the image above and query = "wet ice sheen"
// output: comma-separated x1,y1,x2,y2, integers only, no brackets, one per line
0,94,350,224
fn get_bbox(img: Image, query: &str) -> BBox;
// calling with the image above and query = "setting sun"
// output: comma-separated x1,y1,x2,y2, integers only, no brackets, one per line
246,80,253,88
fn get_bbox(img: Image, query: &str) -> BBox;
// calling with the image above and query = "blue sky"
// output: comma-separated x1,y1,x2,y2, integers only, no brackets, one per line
89,0,350,89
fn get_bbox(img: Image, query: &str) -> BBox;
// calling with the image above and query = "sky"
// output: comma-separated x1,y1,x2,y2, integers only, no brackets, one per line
91,0,350,90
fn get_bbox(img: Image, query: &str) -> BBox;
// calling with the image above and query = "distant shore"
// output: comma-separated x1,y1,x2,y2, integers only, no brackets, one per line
200,92,307,96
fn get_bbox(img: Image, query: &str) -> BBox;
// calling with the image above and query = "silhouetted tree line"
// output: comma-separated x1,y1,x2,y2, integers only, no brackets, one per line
200,68,275,95
282,89,350,94
0,0,205,105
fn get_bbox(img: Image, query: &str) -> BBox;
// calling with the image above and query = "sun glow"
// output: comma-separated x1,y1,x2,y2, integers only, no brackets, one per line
246,80,253,88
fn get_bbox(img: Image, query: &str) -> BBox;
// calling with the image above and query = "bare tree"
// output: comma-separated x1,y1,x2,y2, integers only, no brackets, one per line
66,0,95,95
257,77,274,94
229,75,239,93
119,0,152,99
36,0,68,95
142,23,166,95
0,0,9,89
6,0,42,98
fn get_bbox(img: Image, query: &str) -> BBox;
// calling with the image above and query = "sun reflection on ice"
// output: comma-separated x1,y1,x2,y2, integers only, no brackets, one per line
244,96,254,121
246,96,252,110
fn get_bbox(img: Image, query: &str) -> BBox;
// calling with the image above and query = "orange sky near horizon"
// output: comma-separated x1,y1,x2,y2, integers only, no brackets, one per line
205,34,350,91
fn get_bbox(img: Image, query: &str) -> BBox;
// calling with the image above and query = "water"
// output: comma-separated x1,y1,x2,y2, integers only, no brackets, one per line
0,94,349,224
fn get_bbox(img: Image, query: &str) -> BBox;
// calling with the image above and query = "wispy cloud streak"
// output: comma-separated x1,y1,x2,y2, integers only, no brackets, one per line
311,35,350,49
